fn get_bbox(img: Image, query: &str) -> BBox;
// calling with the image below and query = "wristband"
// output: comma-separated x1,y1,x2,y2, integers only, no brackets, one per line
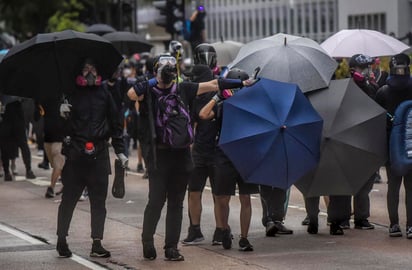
212,94,221,103
217,78,243,90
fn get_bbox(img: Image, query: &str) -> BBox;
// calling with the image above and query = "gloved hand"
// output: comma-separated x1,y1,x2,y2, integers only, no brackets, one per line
59,103,72,119
116,153,129,168
243,77,260,87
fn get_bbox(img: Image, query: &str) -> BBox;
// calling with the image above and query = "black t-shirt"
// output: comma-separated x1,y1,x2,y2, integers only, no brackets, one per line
192,92,219,156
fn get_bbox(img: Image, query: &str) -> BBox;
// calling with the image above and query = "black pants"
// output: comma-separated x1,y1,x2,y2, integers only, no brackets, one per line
260,185,287,226
141,148,192,249
386,165,412,227
304,196,320,224
57,158,109,240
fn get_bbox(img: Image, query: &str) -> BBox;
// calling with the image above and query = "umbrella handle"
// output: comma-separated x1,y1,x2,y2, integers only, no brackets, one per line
252,67,261,79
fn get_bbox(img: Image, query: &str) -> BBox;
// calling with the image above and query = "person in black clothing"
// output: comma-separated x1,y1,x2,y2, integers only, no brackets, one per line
127,55,256,261
181,64,222,245
189,5,207,53
0,95,36,181
198,68,258,252
328,54,379,235
56,58,127,258
376,53,412,239
36,100,65,198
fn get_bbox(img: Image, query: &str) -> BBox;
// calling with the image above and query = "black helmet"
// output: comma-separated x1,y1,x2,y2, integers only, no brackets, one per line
389,53,410,76
349,54,374,69
194,43,217,69
226,68,249,80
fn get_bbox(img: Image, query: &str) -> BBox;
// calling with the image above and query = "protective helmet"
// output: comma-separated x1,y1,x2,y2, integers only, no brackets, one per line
348,54,374,69
194,43,217,69
389,53,410,76
226,68,249,80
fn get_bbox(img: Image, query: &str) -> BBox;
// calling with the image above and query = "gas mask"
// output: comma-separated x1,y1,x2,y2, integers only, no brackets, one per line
76,72,102,87
158,64,177,85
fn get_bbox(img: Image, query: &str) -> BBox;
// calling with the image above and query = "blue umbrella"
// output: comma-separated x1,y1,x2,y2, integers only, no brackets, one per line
218,78,323,189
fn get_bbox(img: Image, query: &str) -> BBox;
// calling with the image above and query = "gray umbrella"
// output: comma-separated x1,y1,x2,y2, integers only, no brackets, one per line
229,33,338,93
295,79,387,197
86,24,116,36
211,40,243,67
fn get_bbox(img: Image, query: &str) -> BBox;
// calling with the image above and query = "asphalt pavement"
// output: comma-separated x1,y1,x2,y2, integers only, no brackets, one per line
0,145,411,270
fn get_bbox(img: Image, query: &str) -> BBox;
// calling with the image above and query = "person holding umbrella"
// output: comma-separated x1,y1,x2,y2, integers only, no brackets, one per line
375,53,412,239
56,58,127,258
127,56,256,261
198,68,258,252
327,54,379,234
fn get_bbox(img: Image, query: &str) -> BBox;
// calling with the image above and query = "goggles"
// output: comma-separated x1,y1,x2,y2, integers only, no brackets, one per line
158,56,177,66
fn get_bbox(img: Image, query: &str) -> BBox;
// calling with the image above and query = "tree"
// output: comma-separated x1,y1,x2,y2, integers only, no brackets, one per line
47,0,85,32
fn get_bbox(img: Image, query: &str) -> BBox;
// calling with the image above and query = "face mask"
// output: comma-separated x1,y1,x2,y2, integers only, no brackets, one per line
123,68,132,77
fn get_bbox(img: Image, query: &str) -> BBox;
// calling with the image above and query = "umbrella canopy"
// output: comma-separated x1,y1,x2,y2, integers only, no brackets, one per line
102,31,153,55
211,40,243,67
295,79,387,197
229,33,338,93
320,29,410,58
85,23,116,36
0,30,123,101
218,78,323,189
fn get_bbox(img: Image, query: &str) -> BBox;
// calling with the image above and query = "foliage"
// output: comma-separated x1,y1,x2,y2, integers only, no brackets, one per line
48,0,85,32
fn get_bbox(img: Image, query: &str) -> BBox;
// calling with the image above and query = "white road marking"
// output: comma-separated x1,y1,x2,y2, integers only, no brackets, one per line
0,223,106,270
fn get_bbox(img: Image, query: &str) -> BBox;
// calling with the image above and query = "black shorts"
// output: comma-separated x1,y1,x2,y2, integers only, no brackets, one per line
213,157,259,196
188,149,215,192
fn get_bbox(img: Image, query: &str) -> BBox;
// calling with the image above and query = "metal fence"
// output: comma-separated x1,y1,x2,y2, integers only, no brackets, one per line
203,0,338,44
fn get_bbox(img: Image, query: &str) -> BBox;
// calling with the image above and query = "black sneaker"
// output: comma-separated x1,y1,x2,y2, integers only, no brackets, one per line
340,220,350,229
222,228,232,250
137,163,144,173
301,215,310,226
181,226,204,245
142,171,149,179
406,226,412,239
26,170,36,179
238,237,253,252
307,223,319,234
330,223,344,235
389,224,402,237
4,173,13,182
143,241,157,260
45,187,55,198
265,221,278,237
56,241,72,258
164,247,184,261
90,240,111,258
273,221,293,234
212,228,223,245
38,162,50,170
354,219,375,230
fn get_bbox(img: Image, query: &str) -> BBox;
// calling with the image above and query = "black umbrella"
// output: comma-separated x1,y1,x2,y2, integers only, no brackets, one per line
102,31,153,55
85,23,116,36
295,79,387,197
0,30,123,101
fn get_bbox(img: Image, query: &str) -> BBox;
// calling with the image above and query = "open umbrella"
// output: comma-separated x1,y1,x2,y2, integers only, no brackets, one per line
218,78,323,189
102,31,153,55
229,33,338,93
211,40,243,67
295,79,387,197
0,30,122,102
85,23,116,36
320,29,410,58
